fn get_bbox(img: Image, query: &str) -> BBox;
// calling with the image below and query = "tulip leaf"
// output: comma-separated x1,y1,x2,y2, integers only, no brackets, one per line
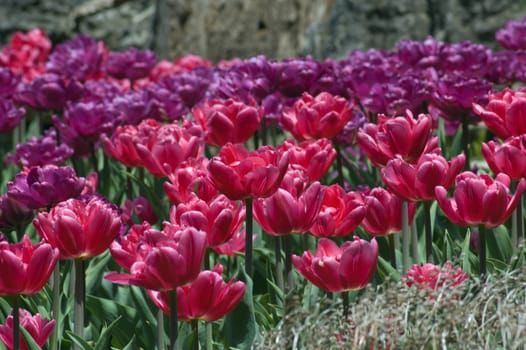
85,251,112,293
19,325,42,350
122,334,137,350
376,256,400,282
449,123,464,159
93,316,122,350
66,330,94,350
222,269,257,349
487,226,513,264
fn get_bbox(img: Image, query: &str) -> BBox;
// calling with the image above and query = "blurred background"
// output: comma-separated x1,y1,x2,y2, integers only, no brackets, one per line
1,0,526,61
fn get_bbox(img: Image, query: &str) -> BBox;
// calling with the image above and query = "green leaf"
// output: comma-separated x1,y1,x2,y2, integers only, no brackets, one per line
86,251,112,293
222,269,257,349
94,316,122,350
66,330,94,350
19,325,42,350
122,334,137,350
376,256,400,282
487,226,514,263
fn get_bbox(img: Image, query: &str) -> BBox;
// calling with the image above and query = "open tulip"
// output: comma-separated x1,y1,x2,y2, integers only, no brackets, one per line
279,138,336,182
147,264,245,322
253,170,325,235
309,184,366,237
482,135,526,180
381,153,465,201
33,195,122,260
404,262,468,291
105,48,156,80
435,172,526,229
292,237,378,293
207,143,289,200
164,157,218,204
0,235,58,296
0,309,55,350
357,110,437,167
105,226,207,291
281,92,354,141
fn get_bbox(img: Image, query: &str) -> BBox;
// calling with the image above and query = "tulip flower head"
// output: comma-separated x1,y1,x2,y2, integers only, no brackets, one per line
279,138,336,182
0,97,25,134
147,264,246,322
164,157,218,204
482,135,526,180
0,309,56,350
293,237,378,293
105,48,156,80
281,92,354,141
121,196,158,226
0,235,59,296
33,195,122,259
404,262,468,291
435,172,526,228
207,143,289,200
496,16,526,50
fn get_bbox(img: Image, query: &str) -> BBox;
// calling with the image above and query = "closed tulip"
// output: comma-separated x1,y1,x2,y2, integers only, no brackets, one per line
361,187,417,236
147,264,245,322
473,88,526,140
33,195,122,259
357,110,437,167
435,172,526,228
105,226,207,291
292,237,378,293
279,138,336,182
253,170,325,235
0,235,59,296
192,98,263,146
0,309,55,350
309,185,366,237
381,153,465,201
281,92,354,141
207,143,289,200
482,136,526,180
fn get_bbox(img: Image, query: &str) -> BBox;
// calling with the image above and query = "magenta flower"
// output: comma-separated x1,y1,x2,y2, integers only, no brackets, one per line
105,48,156,80
121,196,158,226
0,309,55,350
279,138,336,182
482,135,526,180
0,97,25,133
496,17,526,50
404,262,468,291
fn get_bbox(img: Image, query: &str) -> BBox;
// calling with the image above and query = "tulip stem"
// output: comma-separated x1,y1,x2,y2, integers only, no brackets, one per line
342,291,349,319
157,309,165,350
274,236,284,293
478,224,487,280
73,259,85,350
244,197,253,277
12,294,20,350
411,219,420,264
423,201,433,263
461,118,471,171
335,144,344,188
191,320,199,350
169,289,179,350
517,195,524,249
284,235,293,291
90,143,98,173
50,263,60,350
206,322,213,350
388,234,397,270
402,201,410,273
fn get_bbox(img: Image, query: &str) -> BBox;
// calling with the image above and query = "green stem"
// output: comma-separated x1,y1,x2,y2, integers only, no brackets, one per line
90,143,98,173
402,201,410,273
423,201,433,263
411,219,419,265
206,322,213,350
335,144,344,188
516,194,524,249
284,235,293,291
169,289,179,350
342,291,349,319
274,236,284,293
73,259,85,350
191,319,199,350
244,197,253,277
478,225,487,280
157,309,165,350
50,264,60,350
12,294,20,350
462,118,471,171
388,234,397,271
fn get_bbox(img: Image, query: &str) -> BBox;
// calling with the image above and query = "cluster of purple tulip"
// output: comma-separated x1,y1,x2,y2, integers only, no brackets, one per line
1,14,526,349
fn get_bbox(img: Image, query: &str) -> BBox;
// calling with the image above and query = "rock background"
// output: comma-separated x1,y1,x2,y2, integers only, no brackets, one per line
1,0,525,61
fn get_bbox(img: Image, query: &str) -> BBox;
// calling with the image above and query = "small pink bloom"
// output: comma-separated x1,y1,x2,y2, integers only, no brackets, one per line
482,135,526,180
0,309,55,350
404,262,468,290
279,138,336,182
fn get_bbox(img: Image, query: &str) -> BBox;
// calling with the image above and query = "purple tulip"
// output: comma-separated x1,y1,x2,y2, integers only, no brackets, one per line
397,36,443,68
496,17,526,50
5,128,73,168
105,48,156,80
81,79,124,103
46,35,106,81
0,194,34,232
0,97,24,133
0,68,21,97
438,40,491,77
277,57,321,97
7,165,85,209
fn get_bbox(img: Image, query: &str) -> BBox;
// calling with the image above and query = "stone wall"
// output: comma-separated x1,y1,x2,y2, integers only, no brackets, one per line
1,0,525,62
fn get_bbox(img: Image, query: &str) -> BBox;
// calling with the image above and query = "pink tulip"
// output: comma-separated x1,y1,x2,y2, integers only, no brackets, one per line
105,226,207,291
147,264,245,322
381,153,465,201
281,92,354,141
253,170,325,235
435,172,526,228
192,98,263,146
0,309,55,350
207,143,289,200
33,195,122,259
292,237,378,293
121,196,158,226
357,110,437,167
279,138,337,182
309,185,365,237
0,235,58,296
482,136,526,180
404,262,468,291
